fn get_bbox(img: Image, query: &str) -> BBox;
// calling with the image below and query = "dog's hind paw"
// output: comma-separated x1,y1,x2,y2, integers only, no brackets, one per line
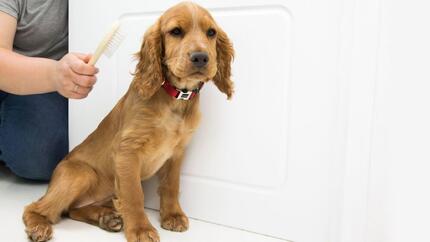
25,224,53,242
99,212,123,232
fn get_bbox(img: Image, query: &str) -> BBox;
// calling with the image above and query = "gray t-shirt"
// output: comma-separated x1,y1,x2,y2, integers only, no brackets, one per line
0,0,68,60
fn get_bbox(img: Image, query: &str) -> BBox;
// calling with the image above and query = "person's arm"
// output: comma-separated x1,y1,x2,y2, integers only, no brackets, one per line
0,11,98,99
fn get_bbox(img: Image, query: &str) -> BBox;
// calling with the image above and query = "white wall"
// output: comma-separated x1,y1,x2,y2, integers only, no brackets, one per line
366,0,430,242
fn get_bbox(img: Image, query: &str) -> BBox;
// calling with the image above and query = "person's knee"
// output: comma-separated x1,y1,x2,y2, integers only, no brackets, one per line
3,132,68,181
0,92,69,181
8,158,55,181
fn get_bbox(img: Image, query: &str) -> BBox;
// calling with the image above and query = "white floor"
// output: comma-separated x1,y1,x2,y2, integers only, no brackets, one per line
0,164,286,242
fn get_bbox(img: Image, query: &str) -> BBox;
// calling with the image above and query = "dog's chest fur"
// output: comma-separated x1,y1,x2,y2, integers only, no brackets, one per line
138,105,197,180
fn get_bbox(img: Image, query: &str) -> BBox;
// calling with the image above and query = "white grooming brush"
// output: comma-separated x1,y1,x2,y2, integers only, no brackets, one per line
88,21,124,65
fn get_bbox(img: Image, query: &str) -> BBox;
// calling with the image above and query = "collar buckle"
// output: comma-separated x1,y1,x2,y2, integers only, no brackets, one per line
162,80,203,101
176,90,193,100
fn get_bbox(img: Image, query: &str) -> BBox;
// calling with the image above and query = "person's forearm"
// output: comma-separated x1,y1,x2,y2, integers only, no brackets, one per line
0,48,57,95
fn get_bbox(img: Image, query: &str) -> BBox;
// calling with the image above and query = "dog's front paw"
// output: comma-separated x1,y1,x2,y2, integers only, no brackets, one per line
125,225,160,242
25,223,53,242
161,213,189,232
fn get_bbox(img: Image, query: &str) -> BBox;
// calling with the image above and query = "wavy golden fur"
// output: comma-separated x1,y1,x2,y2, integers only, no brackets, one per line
22,2,234,242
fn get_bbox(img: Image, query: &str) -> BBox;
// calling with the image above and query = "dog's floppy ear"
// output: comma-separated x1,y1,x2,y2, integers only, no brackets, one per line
213,27,234,99
132,20,164,99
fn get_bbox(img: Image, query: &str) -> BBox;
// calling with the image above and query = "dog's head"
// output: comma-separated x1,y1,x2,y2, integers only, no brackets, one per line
133,2,234,100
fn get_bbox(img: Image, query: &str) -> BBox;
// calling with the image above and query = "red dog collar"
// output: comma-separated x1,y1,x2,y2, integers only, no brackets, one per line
162,81,204,100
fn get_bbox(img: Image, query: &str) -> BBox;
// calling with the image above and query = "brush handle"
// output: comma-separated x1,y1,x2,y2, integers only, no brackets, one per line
88,41,106,66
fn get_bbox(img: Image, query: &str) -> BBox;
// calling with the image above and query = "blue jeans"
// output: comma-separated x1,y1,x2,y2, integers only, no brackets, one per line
0,91,68,181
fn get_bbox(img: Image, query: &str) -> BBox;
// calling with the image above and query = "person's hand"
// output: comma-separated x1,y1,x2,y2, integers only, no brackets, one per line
52,53,99,99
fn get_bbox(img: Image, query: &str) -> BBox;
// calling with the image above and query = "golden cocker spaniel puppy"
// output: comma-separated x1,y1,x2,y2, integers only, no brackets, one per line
22,2,234,242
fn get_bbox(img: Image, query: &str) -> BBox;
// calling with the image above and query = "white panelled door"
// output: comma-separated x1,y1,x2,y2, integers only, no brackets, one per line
69,0,344,241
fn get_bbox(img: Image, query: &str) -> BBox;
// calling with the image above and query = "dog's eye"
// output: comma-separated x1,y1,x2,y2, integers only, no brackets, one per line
207,28,217,37
169,27,183,37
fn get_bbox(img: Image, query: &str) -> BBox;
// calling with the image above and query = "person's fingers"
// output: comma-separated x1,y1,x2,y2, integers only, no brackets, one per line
67,89,89,99
63,75,93,95
72,74,97,88
72,84,92,95
58,89,87,100
70,92,88,99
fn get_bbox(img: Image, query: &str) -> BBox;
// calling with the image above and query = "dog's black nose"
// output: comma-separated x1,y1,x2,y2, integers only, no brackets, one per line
190,52,209,68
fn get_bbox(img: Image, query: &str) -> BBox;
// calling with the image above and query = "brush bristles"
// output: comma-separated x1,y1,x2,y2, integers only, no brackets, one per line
104,29,125,58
